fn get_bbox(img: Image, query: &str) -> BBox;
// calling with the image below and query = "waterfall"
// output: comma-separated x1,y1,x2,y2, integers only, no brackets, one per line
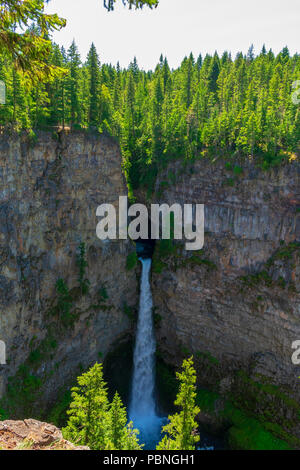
130,258,162,448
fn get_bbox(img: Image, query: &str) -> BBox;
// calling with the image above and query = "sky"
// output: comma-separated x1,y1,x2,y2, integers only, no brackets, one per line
45,0,300,70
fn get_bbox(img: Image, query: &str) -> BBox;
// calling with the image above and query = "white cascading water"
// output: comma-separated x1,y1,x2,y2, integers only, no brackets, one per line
130,258,162,448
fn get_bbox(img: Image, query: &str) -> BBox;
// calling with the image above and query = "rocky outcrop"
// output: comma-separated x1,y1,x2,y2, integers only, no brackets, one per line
0,131,137,416
0,419,88,450
152,157,300,443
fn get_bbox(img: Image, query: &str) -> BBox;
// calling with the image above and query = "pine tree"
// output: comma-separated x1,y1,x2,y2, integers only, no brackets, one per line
11,65,29,127
106,392,142,450
63,363,110,450
162,57,170,94
63,364,142,450
183,55,194,108
66,40,81,129
48,44,66,127
261,44,267,56
156,357,200,450
87,43,100,129
113,62,122,109
247,44,255,62
99,83,113,133
0,0,66,79
196,54,202,71
129,57,139,82
208,52,220,93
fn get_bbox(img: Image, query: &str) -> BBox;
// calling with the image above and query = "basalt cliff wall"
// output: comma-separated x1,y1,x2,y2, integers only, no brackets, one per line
151,157,300,443
0,131,137,417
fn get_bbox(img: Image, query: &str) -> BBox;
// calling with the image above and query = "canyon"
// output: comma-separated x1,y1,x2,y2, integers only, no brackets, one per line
0,131,299,447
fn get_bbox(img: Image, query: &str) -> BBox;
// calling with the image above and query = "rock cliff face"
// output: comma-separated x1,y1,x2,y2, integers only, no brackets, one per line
152,158,300,441
0,131,137,415
0,131,299,445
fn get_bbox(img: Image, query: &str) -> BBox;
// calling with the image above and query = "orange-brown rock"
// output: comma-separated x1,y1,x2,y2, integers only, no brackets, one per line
0,419,89,450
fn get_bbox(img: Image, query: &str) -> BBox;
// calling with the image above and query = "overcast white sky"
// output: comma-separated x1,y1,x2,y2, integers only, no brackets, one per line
46,0,300,70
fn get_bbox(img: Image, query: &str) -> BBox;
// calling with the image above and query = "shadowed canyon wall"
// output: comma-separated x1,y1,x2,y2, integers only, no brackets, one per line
151,157,300,442
0,132,137,414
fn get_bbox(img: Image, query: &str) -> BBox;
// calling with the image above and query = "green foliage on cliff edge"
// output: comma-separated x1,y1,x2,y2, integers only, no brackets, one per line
231,371,300,432
50,279,74,327
0,365,42,419
196,365,300,450
240,241,299,292
196,390,291,450
224,402,290,450
126,252,138,270
152,239,175,273
156,358,297,450
157,357,200,450
153,243,216,275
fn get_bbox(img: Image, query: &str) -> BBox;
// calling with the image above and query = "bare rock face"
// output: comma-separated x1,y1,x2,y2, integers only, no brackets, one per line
0,419,89,450
0,131,137,414
152,158,300,441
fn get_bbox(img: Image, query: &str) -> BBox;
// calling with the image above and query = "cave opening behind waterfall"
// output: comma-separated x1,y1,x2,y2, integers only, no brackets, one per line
136,238,155,259
134,217,156,259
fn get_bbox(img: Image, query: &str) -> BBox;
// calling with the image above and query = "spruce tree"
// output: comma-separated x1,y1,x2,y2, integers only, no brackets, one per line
208,52,220,93
87,43,100,129
48,44,66,127
156,357,200,450
106,392,142,450
66,40,81,129
62,363,110,450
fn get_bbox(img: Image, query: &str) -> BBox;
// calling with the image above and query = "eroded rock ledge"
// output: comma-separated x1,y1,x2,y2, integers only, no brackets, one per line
0,419,88,450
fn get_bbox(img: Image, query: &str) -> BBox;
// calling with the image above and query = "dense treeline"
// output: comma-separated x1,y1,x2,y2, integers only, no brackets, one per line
0,42,299,191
